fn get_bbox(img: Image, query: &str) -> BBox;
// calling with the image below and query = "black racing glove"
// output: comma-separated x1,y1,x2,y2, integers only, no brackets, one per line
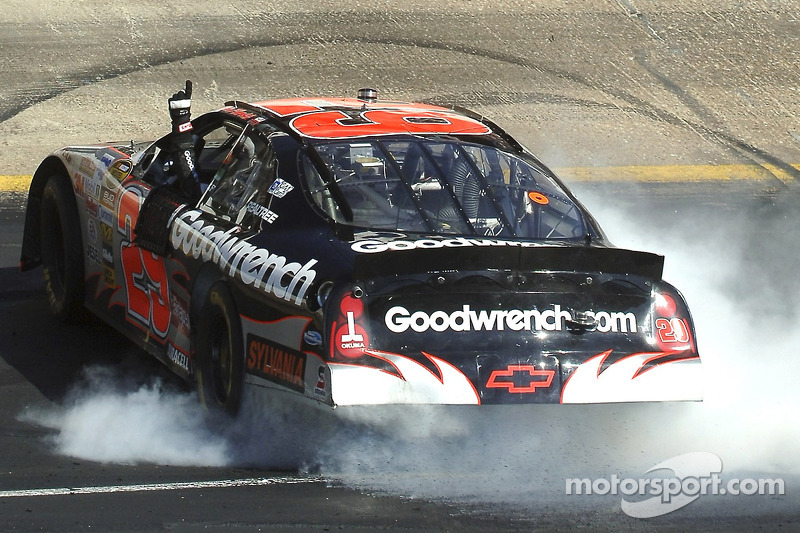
169,80,200,197
168,80,193,134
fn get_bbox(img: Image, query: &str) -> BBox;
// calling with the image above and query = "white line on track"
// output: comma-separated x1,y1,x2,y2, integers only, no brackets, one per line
0,475,323,498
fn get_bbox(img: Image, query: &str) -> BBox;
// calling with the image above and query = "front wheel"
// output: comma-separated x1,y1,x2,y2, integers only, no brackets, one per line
39,174,84,322
194,282,244,416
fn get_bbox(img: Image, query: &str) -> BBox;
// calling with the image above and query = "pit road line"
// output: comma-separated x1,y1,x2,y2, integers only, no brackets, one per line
3,163,799,192
0,475,324,498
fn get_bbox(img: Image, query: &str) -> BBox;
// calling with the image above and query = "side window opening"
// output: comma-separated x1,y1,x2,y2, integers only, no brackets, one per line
198,127,277,231
133,120,244,191
195,124,244,185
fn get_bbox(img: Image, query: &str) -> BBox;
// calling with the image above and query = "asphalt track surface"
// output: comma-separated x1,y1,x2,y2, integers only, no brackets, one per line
1,1,800,531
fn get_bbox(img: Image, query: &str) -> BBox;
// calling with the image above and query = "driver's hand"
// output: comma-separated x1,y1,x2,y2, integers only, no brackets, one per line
168,80,193,133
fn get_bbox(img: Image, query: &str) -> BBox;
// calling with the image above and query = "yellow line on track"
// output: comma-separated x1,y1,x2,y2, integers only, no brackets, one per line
555,163,800,184
1,163,799,192
1,175,34,192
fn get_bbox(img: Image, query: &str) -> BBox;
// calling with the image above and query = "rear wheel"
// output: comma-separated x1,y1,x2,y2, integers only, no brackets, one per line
195,282,244,416
40,174,84,322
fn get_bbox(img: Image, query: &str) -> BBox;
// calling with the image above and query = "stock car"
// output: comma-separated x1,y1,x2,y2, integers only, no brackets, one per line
19,88,702,415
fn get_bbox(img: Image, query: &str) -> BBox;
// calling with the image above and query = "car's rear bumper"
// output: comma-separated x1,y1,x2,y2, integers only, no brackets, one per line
328,349,702,406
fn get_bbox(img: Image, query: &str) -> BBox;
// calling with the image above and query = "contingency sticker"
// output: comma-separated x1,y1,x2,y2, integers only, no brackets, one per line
268,178,294,198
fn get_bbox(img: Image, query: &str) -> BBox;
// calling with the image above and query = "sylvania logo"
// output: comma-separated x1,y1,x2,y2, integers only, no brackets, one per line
246,334,306,393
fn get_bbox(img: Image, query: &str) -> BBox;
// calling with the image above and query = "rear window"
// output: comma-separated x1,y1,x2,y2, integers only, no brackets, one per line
302,138,588,240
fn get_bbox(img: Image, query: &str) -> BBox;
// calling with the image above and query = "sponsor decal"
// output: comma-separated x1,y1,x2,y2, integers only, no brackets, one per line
183,149,195,172
73,173,85,197
82,173,102,200
96,147,126,169
225,107,258,122
102,263,116,287
246,334,306,393
102,239,115,287
98,204,114,226
486,364,555,393
100,153,115,169
101,187,116,209
85,195,98,217
100,223,114,246
87,244,101,265
303,330,323,346
87,219,98,244
267,178,294,198
109,159,132,181
171,210,317,305
314,365,326,396
167,343,191,373
178,122,193,133
169,294,191,338
333,295,369,359
337,312,367,355
246,201,278,223
102,243,114,265
79,157,96,178
385,305,637,334
352,237,538,254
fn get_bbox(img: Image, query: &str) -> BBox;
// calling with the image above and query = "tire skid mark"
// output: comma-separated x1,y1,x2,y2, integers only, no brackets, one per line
2,13,797,186
614,0,665,41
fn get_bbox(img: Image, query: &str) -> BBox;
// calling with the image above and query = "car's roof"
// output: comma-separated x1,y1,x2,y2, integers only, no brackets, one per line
219,94,496,141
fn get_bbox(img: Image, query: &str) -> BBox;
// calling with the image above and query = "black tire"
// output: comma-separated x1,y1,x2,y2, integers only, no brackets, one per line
40,174,85,322
195,282,244,416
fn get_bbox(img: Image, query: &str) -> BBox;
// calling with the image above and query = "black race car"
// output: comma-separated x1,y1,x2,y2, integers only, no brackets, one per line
20,89,702,414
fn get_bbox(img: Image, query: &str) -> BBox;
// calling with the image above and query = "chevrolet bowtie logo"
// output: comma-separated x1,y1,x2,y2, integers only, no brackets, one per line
486,364,555,393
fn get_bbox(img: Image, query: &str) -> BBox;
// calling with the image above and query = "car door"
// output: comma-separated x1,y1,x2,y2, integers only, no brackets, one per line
110,117,261,375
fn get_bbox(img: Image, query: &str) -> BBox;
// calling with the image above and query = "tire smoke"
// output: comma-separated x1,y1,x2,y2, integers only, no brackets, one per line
20,185,800,515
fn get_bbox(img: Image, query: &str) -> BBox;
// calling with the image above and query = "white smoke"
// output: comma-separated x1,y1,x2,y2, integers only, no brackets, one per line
21,366,230,467
577,185,800,476
19,186,800,513
308,187,800,505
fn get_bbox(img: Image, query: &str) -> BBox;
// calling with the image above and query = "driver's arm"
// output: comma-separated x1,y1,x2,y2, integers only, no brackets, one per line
168,80,201,198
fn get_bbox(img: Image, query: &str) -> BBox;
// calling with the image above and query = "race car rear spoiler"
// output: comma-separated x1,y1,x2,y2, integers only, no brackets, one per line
353,244,664,280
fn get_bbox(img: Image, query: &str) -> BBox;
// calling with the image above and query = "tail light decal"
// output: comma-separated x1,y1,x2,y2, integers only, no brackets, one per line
656,317,691,345
653,291,695,352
